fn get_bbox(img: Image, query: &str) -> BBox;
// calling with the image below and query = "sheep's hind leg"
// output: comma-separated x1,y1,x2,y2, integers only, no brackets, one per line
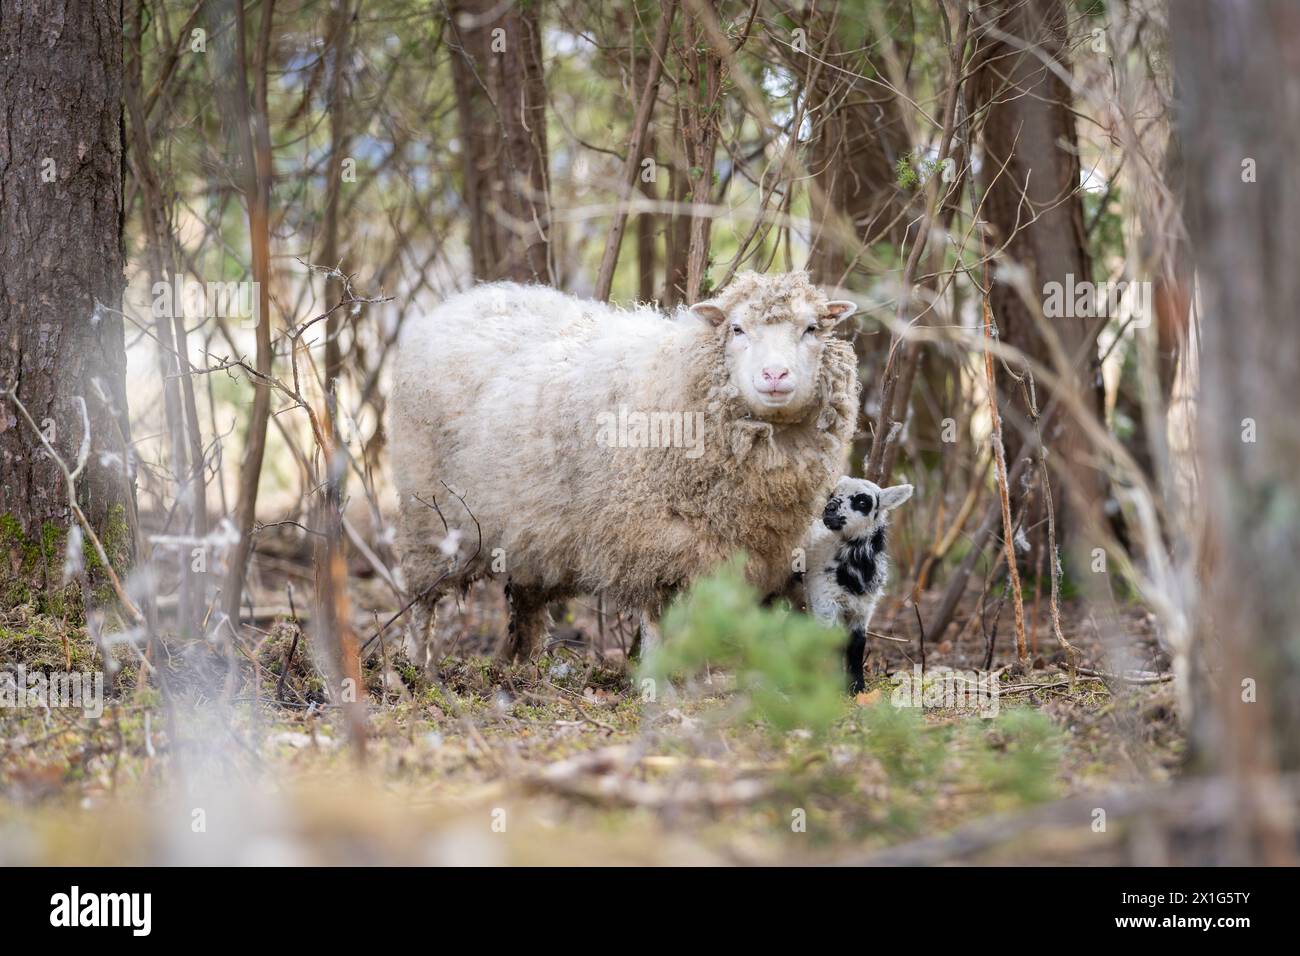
403,590,442,676
502,582,555,661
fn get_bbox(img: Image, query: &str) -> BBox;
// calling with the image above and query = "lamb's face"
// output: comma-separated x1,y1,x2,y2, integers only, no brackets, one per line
691,273,856,421
821,476,913,539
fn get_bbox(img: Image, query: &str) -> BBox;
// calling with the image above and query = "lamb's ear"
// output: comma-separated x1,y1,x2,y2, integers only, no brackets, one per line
690,301,728,327
823,300,857,321
879,483,913,510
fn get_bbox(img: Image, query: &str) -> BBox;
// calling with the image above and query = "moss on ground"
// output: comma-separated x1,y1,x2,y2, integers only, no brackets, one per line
0,504,131,619
0,607,1184,865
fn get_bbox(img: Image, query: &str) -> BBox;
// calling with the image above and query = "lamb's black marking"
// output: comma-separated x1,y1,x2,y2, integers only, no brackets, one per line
833,528,887,597
849,492,875,515
822,496,847,531
846,625,868,694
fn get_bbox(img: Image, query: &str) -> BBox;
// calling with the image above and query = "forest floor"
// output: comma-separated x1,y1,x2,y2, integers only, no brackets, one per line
0,534,1187,865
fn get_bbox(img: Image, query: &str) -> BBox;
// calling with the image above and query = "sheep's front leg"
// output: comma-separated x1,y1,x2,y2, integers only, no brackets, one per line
502,582,553,661
625,608,661,663
637,611,662,659
631,609,681,705
397,490,453,675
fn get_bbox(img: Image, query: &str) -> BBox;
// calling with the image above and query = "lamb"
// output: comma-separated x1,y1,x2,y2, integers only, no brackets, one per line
802,476,913,693
389,271,861,670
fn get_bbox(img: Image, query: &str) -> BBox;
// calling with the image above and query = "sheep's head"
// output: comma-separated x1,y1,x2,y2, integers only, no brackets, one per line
821,476,913,539
691,271,856,421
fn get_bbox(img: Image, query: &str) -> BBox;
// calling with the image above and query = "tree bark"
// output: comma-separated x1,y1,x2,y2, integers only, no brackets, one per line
593,4,675,303
658,0,724,306
636,124,658,303
0,0,134,611
1173,0,1300,863
448,0,552,283
322,0,352,392
800,2,960,482
801,3,911,285
663,125,694,307
972,0,1106,561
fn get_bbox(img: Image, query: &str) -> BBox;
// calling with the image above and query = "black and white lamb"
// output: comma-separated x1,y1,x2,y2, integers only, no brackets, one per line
803,476,913,693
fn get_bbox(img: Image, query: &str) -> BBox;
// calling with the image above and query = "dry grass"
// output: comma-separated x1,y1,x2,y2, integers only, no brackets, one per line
0,561,1185,865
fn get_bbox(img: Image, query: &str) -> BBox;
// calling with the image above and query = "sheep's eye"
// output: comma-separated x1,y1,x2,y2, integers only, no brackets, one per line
850,493,874,514
804,323,819,337
731,324,745,337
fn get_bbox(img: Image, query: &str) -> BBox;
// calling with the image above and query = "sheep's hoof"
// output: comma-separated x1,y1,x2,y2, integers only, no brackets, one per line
499,634,542,663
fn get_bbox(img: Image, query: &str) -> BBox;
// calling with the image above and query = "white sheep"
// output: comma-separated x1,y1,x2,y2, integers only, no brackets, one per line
389,271,861,670
802,476,913,693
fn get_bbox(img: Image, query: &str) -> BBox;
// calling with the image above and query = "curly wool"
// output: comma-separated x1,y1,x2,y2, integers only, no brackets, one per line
389,272,861,616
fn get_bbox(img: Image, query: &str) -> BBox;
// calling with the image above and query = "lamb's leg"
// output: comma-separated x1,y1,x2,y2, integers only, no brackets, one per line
845,625,868,695
502,582,553,661
809,576,868,693
847,595,884,691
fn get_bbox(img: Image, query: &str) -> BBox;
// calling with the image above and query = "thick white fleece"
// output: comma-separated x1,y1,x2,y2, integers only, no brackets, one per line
389,272,860,644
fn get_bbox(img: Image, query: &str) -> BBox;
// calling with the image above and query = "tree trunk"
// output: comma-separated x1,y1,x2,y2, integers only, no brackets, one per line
802,5,911,285
322,0,352,392
220,0,276,632
800,3,959,482
659,0,723,306
636,127,658,304
0,0,133,612
1174,0,1300,863
635,50,659,304
448,0,552,283
663,126,693,307
972,0,1106,563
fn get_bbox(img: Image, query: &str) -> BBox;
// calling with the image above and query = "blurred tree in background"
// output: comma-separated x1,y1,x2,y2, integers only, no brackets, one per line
0,0,134,613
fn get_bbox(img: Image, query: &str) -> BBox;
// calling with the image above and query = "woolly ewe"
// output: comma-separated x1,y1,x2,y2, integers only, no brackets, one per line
390,272,861,669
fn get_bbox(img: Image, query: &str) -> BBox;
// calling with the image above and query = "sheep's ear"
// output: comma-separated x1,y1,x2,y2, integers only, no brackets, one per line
690,301,728,326
823,300,857,321
879,483,913,510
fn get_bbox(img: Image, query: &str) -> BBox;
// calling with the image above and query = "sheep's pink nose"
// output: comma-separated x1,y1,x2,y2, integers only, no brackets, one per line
761,366,790,386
